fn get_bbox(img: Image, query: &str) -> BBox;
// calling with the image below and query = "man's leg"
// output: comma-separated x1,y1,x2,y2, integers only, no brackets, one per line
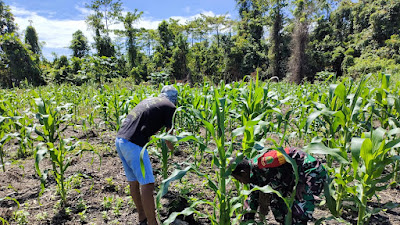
270,194,287,224
129,181,147,222
141,183,158,225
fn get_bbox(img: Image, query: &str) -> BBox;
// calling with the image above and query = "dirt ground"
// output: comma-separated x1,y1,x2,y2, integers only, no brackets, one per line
1,127,400,225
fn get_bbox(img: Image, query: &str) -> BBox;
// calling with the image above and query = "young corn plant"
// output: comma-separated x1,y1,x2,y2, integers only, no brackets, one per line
305,75,372,217
33,96,98,206
34,97,73,144
35,138,97,206
108,86,132,131
96,85,112,128
349,128,400,225
0,117,17,172
10,114,35,158
155,89,249,225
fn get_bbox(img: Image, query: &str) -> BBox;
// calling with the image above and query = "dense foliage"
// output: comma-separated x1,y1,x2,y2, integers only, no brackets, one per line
0,0,400,87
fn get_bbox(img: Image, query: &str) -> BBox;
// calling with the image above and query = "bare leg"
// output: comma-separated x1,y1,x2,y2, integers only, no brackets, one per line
141,183,158,225
129,181,147,222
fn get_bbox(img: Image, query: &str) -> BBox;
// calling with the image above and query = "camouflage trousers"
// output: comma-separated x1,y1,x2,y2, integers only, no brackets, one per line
255,164,326,224
271,186,315,225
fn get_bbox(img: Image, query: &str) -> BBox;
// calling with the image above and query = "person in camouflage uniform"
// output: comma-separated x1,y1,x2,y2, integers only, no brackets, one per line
231,147,327,224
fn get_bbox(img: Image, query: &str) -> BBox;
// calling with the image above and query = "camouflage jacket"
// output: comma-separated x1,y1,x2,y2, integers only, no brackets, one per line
248,147,325,211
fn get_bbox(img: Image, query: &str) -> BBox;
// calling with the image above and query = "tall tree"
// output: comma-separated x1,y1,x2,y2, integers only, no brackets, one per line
1,1,43,87
236,0,268,76
139,29,157,56
169,33,190,81
69,30,89,58
154,20,175,70
1,33,44,86
85,0,122,33
118,9,143,68
24,25,41,55
267,0,286,79
0,0,16,35
85,0,122,57
288,0,316,83
0,0,16,86
202,14,230,48
185,17,207,46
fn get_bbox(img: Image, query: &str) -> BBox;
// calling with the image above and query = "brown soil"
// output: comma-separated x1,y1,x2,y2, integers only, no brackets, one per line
0,127,399,225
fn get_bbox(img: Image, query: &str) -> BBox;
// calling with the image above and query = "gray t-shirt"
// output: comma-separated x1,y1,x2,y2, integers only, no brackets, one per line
116,97,176,147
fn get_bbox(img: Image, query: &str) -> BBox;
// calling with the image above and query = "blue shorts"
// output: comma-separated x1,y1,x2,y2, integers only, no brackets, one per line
115,137,155,184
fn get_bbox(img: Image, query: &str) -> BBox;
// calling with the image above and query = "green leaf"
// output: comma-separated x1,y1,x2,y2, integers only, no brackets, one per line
156,166,193,206
162,207,196,225
139,147,146,180
242,185,290,210
360,138,373,173
303,141,348,163
202,120,215,138
334,82,346,102
350,138,364,172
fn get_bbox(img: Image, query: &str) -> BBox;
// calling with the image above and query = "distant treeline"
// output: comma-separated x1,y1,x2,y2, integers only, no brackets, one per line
1,0,399,87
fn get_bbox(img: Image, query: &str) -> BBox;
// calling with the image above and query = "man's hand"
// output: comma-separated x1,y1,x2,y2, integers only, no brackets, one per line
166,140,174,151
296,183,305,201
165,127,174,151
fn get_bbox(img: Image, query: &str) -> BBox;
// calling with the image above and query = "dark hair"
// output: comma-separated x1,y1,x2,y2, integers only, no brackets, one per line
231,159,250,176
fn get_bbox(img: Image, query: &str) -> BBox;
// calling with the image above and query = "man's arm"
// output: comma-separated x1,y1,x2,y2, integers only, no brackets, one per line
165,127,174,151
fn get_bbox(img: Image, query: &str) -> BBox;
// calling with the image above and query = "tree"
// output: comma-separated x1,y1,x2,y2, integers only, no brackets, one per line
85,0,122,34
235,0,269,76
202,14,230,48
24,25,41,55
0,1,44,87
267,0,286,79
0,33,44,86
170,33,190,82
139,29,157,56
0,0,17,86
154,20,175,70
118,9,143,68
288,19,309,84
0,0,16,35
85,0,122,57
288,0,328,83
69,30,89,58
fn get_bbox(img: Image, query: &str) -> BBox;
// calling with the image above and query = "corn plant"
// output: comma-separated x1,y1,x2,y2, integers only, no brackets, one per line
155,89,249,225
35,138,98,206
305,75,372,216
96,85,112,128
33,95,98,205
10,114,35,158
34,97,73,144
108,86,133,131
0,116,17,172
348,128,400,225
0,197,20,225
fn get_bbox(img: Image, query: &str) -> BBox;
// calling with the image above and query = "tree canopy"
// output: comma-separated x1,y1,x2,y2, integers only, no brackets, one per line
1,0,400,87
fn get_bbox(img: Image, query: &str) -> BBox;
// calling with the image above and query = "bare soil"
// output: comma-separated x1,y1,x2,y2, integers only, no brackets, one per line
1,127,399,225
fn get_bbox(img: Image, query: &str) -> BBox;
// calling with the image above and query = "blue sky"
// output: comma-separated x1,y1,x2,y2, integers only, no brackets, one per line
4,0,237,59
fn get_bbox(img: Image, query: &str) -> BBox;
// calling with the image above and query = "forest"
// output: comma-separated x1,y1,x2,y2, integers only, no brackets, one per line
1,0,400,87
1,0,400,225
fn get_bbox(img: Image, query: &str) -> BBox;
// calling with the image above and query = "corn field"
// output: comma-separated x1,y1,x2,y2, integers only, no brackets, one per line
1,74,400,225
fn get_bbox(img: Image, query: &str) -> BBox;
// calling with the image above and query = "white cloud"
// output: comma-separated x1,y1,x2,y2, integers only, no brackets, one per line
75,6,91,16
11,5,92,49
9,5,227,58
184,6,191,14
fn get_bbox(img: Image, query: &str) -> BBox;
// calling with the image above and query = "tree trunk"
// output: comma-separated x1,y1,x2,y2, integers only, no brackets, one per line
289,20,309,84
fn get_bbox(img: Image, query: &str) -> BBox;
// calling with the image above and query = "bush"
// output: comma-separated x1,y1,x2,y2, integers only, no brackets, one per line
347,53,400,77
148,71,170,85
